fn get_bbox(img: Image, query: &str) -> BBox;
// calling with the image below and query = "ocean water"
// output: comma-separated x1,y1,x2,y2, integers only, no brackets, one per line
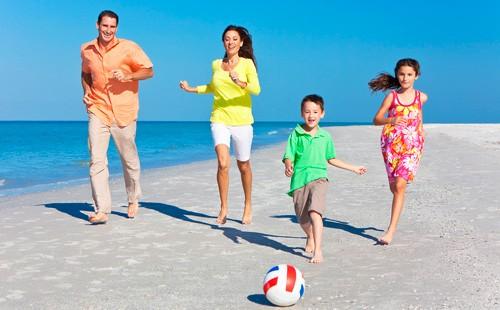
0,121,365,197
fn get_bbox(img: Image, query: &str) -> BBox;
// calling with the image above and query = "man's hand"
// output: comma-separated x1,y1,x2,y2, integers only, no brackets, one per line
112,69,131,82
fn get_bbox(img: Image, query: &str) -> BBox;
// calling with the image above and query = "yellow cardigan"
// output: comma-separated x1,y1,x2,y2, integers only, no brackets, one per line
197,57,261,126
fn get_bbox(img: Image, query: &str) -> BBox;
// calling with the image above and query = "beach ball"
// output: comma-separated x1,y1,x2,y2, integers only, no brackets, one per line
263,264,305,306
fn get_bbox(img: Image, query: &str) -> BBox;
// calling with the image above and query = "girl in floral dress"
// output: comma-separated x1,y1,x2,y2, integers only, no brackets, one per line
369,58,428,245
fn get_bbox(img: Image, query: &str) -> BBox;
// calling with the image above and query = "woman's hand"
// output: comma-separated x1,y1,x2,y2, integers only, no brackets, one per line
229,71,239,82
179,80,198,93
229,71,247,88
229,70,238,83
179,80,189,90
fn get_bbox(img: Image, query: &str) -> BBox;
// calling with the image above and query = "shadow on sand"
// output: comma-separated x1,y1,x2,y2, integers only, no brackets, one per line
140,202,307,258
40,202,128,222
247,294,274,307
272,214,383,243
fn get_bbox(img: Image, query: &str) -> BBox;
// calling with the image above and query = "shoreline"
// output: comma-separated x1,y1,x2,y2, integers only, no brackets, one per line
1,124,499,308
2,122,499,205
0,122,367,198
3,123,497,199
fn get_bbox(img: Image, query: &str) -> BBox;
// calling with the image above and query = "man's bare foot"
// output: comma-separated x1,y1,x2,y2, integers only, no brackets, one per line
378,231,395,245
241,205,252,224
127,203,139,219
89,212,108,225
216,207,227,224
305,237,315,254
309,250,323,264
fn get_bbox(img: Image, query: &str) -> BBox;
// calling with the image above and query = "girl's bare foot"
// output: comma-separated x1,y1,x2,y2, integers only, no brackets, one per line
305,237,315,254
241,205,252,224
216,207,227,225
309,250,323,264
378,231,395,245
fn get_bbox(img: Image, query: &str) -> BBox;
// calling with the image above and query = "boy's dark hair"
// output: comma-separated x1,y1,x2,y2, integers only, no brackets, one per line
301,94,324,111
97,10,119,25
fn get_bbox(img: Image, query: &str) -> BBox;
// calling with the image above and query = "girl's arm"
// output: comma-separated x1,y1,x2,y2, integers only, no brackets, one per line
421,92,428,104
372,92,406,126
328,158,367,175
373,93,395,125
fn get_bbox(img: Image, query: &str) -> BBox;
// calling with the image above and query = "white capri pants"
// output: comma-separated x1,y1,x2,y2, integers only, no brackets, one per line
210,123,253,161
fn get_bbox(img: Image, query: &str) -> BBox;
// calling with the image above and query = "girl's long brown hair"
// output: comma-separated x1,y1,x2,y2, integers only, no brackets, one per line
222,25,257,69
368,58,420,92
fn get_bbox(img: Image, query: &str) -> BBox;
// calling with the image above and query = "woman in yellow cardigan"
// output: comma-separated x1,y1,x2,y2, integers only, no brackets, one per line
180,25,261,225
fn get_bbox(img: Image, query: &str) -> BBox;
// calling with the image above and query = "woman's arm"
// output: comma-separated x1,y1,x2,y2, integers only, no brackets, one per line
179,80,198,93
243,61,260,95
229,60,260,95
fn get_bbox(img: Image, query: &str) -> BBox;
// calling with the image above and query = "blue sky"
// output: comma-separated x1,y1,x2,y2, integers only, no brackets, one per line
1,1,499,123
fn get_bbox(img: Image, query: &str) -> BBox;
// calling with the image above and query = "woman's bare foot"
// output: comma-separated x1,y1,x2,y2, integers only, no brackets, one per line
309,250,323,264
305,237,315,254
216,207,228,224
378,230,395,245
89,212,108,225
127,203,139,219
241,205,252,224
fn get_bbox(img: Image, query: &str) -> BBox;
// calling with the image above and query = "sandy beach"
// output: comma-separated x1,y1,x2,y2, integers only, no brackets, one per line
1,124,499,309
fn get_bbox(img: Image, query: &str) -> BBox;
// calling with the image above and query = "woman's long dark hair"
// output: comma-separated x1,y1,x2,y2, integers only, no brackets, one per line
222,25,257,69
368,58,420,92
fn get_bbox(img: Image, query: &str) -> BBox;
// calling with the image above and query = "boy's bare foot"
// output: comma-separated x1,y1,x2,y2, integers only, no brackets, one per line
378,231,394,245
216,207,227,224
127,203,139,219
89,212,108,225
309,250,323,264
305,237,315,254
241,205,252,224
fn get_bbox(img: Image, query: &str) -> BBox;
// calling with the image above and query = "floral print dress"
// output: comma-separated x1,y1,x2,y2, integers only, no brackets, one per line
381,90,424,183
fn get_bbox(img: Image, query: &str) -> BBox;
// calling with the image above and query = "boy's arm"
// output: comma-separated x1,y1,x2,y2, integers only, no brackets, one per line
328,158,367,175
283,158,294,177
283,131,296,177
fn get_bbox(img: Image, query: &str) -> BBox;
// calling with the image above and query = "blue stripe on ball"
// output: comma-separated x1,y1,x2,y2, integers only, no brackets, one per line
266,265,280,274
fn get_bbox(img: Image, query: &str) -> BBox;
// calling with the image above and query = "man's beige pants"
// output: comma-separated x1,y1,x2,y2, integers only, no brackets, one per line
88,113,141,214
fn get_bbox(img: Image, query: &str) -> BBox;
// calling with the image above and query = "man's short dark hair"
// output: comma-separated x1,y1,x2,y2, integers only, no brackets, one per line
97,10,119,25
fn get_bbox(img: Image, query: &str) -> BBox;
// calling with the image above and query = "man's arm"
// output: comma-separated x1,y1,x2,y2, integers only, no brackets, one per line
112,68,154,82
81,72,93,104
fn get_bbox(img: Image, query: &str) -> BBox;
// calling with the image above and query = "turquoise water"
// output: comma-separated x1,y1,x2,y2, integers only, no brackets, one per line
0,121,366,196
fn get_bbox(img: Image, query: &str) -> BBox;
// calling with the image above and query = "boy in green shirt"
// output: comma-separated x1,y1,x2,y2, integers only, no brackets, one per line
283,94,367,263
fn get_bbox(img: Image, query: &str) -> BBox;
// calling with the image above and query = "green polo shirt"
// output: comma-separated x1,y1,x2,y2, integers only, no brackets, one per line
283,124,336,196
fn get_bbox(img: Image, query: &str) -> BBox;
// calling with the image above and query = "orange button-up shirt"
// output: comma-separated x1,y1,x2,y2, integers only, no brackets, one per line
81,38,153,127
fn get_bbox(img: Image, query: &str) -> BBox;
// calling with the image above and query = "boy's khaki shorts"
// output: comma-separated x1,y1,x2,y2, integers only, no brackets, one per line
292,178,328,224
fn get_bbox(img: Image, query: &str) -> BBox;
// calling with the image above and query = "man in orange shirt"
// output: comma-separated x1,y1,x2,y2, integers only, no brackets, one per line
81,10,154,224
